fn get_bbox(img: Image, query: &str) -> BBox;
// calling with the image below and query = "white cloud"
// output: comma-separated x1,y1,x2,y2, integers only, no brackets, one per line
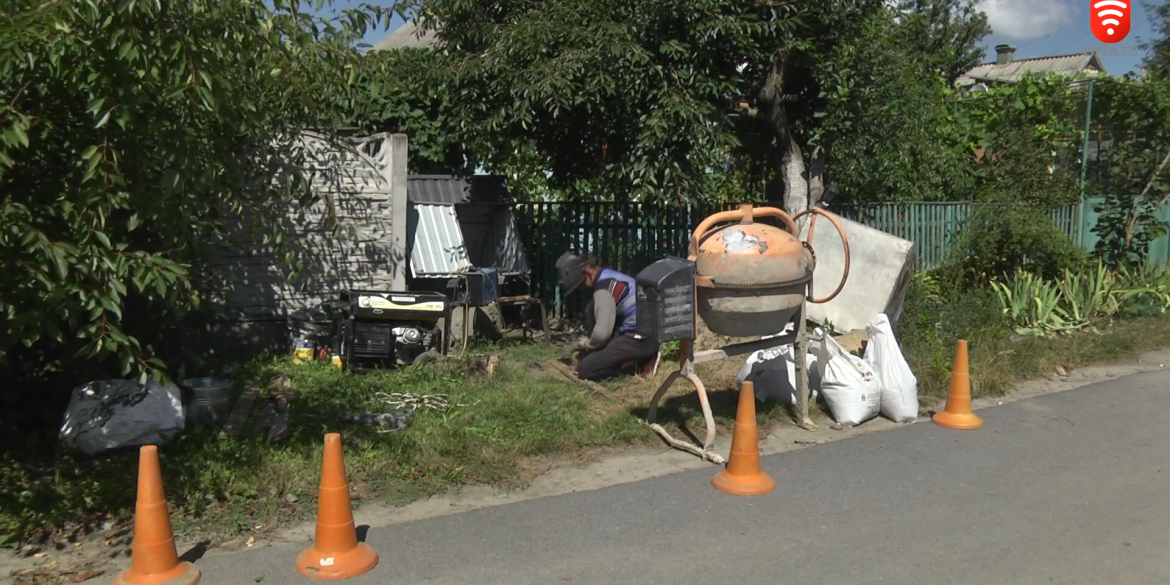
975,0,1078,40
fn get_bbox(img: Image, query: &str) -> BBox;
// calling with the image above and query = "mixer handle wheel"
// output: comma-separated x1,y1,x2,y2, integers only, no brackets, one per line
687,204,798,259
793,208,851,304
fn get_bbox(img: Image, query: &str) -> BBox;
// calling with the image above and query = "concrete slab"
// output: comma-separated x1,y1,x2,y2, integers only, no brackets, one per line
800,213,915,333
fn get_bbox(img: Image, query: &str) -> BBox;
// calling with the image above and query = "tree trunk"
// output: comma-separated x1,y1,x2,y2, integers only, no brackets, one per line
759,52,811,227
808,145,826,208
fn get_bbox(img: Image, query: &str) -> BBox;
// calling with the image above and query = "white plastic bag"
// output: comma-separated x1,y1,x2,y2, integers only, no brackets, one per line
734,345,819,405
863,313,920,423
815,329,880,426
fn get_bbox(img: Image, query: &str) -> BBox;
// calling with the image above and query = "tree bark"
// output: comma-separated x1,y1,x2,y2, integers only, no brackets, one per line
808,144,826,208
758,52,811,226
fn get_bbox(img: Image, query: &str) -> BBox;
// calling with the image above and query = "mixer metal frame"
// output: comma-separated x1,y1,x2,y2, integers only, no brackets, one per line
643,204,850,464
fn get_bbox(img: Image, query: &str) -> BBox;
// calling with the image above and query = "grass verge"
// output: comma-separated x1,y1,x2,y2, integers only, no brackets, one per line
3,293,1170,548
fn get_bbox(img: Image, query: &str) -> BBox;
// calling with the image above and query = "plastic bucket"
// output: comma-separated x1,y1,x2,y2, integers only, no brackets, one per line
180,378,233,426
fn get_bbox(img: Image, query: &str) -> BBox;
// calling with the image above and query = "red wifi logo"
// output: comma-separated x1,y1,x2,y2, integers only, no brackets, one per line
1090,0,1131,43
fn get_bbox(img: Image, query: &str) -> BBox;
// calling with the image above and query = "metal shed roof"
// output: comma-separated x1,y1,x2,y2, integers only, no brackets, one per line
408,175,513,205
408,204,473,277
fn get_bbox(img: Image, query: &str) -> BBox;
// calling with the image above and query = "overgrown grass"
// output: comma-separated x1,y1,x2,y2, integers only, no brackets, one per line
0,345,648,546
900,268,1170,402
4,277,1170,547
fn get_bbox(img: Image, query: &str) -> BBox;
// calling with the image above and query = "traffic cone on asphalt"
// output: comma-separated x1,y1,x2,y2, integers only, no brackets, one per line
933,340,984,430
296,433,379,580
112,446,201,585
712,381,776,496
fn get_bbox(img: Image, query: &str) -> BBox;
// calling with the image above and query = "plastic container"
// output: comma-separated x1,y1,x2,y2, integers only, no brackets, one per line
179,378,233,427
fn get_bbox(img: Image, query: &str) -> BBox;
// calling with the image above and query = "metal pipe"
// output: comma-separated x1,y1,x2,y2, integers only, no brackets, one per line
1079,80,1095,199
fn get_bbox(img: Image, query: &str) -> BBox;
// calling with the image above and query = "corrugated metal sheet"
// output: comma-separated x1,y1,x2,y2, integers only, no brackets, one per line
457,205,532,274
487,207,532,274
408,175,513,205
371,20,438,51
409,204,473,277
956,53,1106,86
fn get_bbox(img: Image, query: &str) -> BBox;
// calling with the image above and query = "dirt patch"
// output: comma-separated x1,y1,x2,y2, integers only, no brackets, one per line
693,321,758,351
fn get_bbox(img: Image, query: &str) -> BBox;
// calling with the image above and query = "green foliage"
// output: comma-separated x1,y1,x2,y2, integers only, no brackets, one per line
1114,261,1170,316
892,0,990,83
897,271,1005,394
951,73,1085,207
0,0,389,380
1143,0,1170,79
0,353,645,545
392,0,800,202
802,5,978,203
351,47,472,174
991,262,1170,337
941,205,1087,284
378,0,991,204
1087,76,1170,267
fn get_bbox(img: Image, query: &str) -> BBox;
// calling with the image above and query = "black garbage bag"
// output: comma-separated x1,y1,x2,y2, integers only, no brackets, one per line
58,378,186,456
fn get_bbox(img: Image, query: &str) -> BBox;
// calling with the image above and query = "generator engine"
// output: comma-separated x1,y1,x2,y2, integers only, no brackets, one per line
333,290,450,371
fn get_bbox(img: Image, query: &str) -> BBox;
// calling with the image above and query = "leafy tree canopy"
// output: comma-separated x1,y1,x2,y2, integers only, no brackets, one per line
1,0,388,378
380,0,992,204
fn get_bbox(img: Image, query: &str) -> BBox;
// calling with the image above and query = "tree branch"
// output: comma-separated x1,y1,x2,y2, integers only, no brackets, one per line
1123,148,1170,249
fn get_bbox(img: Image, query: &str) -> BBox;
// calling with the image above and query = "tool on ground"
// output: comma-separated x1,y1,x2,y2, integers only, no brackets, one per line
635,203,851,463
712,380,776,496
112,446,201,585
932,340,983,430
375,391,459,412
296,433,379,580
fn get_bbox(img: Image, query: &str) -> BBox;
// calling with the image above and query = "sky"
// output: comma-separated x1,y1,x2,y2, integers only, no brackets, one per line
975,0,1155,75
325,0,1158,77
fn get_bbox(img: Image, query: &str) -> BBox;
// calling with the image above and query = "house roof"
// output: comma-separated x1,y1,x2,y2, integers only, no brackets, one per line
407,175,513,205
956,52,1108,86
371,20,439,51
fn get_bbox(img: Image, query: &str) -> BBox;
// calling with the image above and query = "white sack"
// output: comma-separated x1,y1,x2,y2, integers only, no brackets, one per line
815,329,880,426
863,313,920,423
734,345,819,405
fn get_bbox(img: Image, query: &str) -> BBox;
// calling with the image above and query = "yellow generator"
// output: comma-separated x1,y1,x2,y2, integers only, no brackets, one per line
333,290,450,372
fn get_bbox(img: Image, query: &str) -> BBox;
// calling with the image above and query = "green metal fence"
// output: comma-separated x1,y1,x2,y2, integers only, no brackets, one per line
512,199,1092,316
834,201,1085,268
514,201,720,317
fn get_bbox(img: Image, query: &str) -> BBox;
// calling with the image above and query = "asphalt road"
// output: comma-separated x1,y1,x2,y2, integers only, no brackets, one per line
195,370,1170,584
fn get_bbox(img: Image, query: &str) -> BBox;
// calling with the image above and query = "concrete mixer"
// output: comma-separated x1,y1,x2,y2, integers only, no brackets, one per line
634,203,851,463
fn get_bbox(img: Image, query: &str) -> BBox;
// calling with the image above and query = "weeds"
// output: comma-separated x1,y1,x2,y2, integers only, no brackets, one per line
991,261,1170,337
0,352,647,546
4,268,1170,548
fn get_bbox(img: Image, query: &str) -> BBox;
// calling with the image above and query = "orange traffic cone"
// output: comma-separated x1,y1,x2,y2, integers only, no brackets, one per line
296,433,379,580
712,381,776,496
112,446,201,585
933,339,984,430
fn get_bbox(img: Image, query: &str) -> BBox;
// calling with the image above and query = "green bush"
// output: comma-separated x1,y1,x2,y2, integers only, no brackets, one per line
897,270,1006,391
990,261,1170,337
940,205,1087,284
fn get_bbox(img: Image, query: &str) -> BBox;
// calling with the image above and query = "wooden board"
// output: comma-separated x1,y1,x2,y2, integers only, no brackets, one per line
218,383,260,440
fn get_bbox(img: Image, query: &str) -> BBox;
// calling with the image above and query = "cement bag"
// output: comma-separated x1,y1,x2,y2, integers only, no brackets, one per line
863,313,919,423
815,330,880,426
59,378,186,456
735,345,819,405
